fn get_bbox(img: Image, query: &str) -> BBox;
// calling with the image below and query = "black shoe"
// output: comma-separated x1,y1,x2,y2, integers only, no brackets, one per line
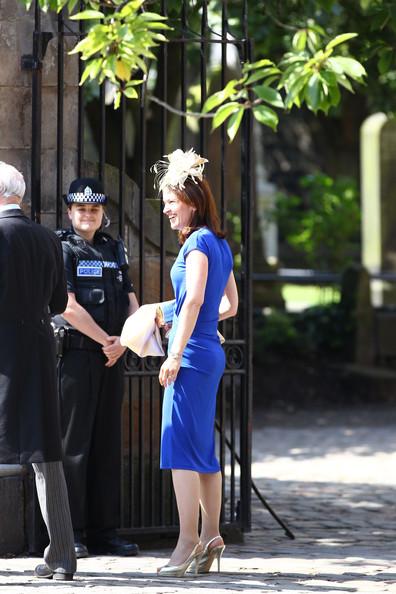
74,541,89,559
88,536,139,556
34,563,73,581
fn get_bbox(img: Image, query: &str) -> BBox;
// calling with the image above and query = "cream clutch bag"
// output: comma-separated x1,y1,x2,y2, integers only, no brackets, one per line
120,303,165,357
120,303,225,357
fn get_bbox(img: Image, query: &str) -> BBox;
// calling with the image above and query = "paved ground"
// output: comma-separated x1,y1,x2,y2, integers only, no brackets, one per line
1,404,395,593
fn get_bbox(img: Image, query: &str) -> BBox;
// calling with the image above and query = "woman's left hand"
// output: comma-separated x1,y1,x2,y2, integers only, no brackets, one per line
159,356,181,387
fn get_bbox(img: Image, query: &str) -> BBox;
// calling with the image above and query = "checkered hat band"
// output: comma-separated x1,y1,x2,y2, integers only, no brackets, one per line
67,193,107,204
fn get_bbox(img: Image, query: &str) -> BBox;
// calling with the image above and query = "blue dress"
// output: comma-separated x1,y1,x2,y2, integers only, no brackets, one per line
160,227,233,473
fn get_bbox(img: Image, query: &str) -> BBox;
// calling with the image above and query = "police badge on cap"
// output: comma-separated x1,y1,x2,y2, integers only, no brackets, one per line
64,177,108,205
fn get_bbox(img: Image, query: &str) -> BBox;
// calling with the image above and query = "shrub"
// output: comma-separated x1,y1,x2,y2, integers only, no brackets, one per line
273,173,360,271
254,302,353,365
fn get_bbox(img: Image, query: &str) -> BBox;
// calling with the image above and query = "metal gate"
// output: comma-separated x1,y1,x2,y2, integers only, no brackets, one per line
24,0,253,539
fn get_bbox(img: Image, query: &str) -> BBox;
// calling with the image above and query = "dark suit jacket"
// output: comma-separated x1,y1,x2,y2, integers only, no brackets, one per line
0,209,67,463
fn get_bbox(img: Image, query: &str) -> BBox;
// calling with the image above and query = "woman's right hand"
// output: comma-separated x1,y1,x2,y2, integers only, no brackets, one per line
155,305,165,328
159,355,181,387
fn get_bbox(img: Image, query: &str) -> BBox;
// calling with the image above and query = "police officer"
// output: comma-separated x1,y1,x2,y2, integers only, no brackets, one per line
53,178,139,558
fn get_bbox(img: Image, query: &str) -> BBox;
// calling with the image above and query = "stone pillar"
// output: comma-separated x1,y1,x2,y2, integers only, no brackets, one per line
0,0,33,184
0,0,79,228
340,265,374,365
361,113,396,304
0,466,26,555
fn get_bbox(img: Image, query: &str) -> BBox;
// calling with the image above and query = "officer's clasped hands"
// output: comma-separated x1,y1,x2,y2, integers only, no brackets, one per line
102,336,126,367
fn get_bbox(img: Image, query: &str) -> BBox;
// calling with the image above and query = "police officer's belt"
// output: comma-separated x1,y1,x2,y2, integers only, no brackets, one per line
64,329,103,352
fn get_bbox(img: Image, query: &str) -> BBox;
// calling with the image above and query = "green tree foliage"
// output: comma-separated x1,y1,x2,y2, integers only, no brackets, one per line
202,0,396,138
203,31,366,140
273,173,360,271
19,0,171,108
18,0,396,135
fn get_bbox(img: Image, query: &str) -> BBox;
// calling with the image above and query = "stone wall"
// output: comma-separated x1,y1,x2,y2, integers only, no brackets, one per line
0,467,25,555
0,0,79,213
0,0,33,185
361,114,396,305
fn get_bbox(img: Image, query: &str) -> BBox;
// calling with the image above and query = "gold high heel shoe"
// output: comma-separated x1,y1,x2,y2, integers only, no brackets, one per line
157,543,203,577
195,536,225,573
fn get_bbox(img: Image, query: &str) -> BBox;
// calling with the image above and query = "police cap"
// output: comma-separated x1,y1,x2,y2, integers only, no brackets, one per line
64,177,108,205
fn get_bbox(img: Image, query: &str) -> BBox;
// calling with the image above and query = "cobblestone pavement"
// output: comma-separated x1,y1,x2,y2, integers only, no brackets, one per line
0,405,395,593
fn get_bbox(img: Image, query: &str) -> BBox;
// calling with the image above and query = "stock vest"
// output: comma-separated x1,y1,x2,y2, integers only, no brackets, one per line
54,228,134,336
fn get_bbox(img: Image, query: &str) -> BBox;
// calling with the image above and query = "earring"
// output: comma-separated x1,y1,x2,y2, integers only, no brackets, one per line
103,213,111,228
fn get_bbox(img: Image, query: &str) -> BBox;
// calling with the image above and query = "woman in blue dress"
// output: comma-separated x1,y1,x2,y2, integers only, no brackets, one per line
152,149,238,577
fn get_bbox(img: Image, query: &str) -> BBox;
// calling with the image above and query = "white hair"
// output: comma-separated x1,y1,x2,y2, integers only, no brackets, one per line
0,161,26,200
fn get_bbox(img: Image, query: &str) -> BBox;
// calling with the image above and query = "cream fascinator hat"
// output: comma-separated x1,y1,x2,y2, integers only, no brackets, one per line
151,148,208,193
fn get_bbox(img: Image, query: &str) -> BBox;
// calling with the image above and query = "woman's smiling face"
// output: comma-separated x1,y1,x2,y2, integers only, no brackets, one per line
162,188,196,231
68,203,103,241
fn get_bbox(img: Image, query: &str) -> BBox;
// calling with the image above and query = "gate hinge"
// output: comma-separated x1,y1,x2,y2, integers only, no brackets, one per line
21,31,54,71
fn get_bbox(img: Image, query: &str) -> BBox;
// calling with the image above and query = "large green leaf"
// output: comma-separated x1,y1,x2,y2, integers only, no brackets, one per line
336,74,354,92
284,72,310,108
253,84,284,108
65,0,79,12
70,9,104,20
320,70,337,86
227,108,244,142
242,59,273,73
329,56,367,80
138,12,168,21
212,102,241,130
328,83,341,107
305,73,321,111
69,35,108,56
114,91,122,110
87,57,103,80
123,87,139,99
280,52,309,67
252,105,278,131
203,80,238,113
245,67,281,86
326,56,344,75
292,30,307,51
203,90,227,114
306,30,320,52
325,33,358,51
79,63,93,85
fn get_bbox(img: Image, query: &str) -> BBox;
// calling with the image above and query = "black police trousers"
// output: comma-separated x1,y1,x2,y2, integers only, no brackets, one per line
58,348,124,540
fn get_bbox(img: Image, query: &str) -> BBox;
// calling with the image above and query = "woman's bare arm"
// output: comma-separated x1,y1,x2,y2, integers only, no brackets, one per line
218,271,238,321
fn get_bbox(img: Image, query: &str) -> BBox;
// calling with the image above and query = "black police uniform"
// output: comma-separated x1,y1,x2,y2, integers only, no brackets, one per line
55,228,133,544
53,178,136,554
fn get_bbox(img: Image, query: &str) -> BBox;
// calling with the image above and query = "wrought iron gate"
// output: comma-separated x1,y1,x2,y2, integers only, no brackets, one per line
24,0,253,539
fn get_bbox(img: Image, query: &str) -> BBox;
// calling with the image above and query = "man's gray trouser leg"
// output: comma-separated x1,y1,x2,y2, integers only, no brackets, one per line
32,461,76,574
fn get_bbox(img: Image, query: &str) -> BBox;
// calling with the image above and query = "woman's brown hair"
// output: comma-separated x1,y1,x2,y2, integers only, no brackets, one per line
172,178,225,244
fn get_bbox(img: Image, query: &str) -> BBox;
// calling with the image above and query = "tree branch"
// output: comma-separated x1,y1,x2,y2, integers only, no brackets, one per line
265,9,299,32
148,94,268,117
148,95,215,118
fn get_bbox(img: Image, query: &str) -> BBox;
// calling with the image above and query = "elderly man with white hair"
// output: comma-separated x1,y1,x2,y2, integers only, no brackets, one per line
0,162,76,581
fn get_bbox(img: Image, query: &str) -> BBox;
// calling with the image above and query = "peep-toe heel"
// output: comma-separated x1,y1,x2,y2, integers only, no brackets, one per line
157,543,202,578
195,536,225,574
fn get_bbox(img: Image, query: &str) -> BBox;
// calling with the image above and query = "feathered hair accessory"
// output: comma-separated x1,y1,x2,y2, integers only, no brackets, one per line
151,148,208,193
